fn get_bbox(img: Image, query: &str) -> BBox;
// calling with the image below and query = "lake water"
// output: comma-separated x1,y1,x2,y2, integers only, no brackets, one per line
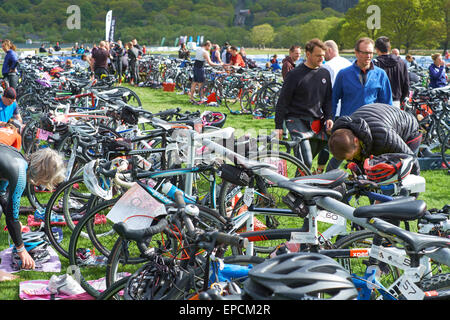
247,54,434,69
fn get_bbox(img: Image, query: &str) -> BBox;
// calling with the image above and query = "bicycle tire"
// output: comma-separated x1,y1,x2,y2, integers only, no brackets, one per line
68,197,124,298
44,175,98,258
96,275,130,300
115,86,142,108
217,151,311,255
418,273,450,300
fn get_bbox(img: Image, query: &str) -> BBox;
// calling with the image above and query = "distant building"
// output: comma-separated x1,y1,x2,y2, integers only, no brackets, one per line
233,9,250,26
321,0,359,13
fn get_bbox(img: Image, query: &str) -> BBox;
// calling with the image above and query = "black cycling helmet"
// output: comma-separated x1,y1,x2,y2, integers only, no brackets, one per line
243,252,357,300
124,259,179,300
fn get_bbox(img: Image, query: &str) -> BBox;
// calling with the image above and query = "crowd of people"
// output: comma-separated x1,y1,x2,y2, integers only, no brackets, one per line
274,36,427,176
37,39,147,86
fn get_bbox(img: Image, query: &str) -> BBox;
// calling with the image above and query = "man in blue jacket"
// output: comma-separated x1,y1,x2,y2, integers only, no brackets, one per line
428,53,448,88
332,37,392,118
326,37,392,172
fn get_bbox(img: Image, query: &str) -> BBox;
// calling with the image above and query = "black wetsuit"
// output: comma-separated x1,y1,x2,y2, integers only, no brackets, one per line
0,144,28,247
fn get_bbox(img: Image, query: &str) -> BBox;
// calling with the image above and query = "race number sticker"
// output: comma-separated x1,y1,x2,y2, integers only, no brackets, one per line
398,278,425,300
317,210,346,225
290,232,317,244
107,183,167,229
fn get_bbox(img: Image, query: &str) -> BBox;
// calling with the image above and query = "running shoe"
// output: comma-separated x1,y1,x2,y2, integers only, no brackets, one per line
48,274,85,296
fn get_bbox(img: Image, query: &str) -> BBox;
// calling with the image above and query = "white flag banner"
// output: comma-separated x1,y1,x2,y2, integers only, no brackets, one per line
105,10,112,41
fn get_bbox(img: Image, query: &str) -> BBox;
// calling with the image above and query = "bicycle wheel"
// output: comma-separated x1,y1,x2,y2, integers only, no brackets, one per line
418,273,450,300
333,229,401,299
18,93,44,124
96,275,130,300
105,204,227,288
239,89,256,114
217,151,310,255
44,175,98,258
115,86,142,107
223,87,243,113
68,198,125,298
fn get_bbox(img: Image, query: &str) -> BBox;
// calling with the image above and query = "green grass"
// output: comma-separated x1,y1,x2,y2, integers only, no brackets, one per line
0,83,448,300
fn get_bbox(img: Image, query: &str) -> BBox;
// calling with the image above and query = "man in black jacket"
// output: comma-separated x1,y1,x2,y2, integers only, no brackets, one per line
275,38,333,170
373,36,409,108
328,103,422,174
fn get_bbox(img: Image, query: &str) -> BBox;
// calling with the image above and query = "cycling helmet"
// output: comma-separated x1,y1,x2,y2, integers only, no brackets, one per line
14,232,49,252
124,259,180,300
363,153,414,185
11,232,51,270
201,111,227,128
83,160,113,200
243,252,357,300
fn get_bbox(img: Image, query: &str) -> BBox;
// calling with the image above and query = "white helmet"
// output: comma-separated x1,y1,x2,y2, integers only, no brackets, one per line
83,160,113,200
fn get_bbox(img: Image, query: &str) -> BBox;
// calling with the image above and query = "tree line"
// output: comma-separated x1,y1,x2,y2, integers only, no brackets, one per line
0,0,448,51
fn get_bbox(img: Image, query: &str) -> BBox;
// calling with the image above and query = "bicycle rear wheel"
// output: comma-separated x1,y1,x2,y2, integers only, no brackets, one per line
418,273,450,300
218,151,310,223
333,229,401,299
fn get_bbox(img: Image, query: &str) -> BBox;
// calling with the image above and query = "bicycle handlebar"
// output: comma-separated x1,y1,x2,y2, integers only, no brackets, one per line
214,232,248,249
112,218,169,242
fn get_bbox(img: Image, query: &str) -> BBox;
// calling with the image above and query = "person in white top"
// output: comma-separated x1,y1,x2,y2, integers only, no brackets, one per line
322,40,352,88
316,40,352,174
189,41,222,104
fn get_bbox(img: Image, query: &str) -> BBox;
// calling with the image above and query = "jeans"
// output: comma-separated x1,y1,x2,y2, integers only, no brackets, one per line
285,117,328,170
6,73,18,89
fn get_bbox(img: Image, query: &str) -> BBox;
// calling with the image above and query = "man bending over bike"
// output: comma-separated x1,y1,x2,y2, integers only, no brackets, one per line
328,103,422,175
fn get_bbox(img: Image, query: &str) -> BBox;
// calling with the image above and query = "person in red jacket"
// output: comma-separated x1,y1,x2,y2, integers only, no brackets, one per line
228,46,246,68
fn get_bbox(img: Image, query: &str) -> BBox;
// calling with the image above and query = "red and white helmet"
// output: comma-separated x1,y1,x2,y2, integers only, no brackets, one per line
363,153,415,185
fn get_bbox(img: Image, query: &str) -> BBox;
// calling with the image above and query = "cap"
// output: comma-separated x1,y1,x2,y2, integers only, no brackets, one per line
4,87,16,100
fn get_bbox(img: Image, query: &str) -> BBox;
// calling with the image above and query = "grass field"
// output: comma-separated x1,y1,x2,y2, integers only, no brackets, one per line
0,83,448,300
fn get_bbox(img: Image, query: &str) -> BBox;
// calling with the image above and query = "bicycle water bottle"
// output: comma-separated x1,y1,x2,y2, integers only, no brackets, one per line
161,182,197,204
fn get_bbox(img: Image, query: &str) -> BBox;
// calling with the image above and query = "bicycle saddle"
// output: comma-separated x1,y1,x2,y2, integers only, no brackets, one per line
354,198,426,221
290,169,348,189
368,218,450,253
277,180,343,201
